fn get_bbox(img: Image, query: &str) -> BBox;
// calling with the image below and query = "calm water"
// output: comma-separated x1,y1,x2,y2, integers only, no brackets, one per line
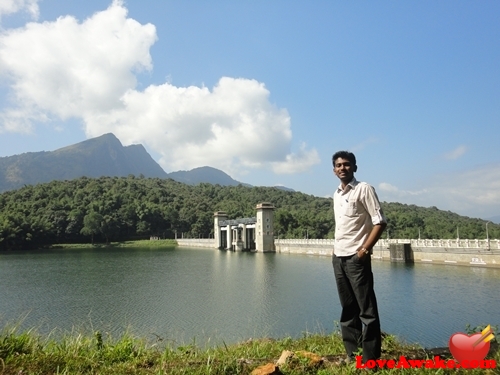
1,246,498,348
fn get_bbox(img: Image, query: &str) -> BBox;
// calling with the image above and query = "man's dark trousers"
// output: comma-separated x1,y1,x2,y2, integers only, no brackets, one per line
332,253,381,362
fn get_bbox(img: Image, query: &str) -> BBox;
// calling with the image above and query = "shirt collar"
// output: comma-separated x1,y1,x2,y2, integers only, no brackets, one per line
336,177,358,193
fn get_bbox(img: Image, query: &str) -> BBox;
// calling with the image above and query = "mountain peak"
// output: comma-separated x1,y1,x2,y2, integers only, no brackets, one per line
167,166,243,186
0,134,296,193
0,133,167,192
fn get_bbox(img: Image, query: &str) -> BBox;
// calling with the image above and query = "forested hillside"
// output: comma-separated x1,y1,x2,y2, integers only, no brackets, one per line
0,176,498,250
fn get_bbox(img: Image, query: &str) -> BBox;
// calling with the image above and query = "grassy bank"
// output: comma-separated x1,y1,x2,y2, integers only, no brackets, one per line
1,327,498,374
50,239,178,249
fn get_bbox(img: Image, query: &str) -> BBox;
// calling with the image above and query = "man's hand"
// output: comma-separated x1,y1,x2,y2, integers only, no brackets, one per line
357,246,369,259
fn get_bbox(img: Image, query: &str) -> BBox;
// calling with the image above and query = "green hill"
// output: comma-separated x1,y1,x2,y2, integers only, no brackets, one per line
0,176,498,250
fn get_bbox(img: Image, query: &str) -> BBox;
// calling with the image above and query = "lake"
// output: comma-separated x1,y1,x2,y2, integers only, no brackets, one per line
0,246,498,348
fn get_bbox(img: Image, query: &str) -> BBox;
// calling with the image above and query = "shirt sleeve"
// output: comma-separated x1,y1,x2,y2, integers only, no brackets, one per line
361,184,387,225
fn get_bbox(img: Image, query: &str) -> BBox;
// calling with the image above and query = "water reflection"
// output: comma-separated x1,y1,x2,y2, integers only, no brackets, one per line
376,261,499,347
0,247,498,348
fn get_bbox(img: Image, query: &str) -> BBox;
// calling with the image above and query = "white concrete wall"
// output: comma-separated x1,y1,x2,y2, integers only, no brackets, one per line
176,239,214,248
372,242,500,268
176,238,500,268
275,239,500,268
275,239,334,256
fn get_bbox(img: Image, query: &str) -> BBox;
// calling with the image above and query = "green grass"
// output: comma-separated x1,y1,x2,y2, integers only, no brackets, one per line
50,239,178,249
1,326,498,374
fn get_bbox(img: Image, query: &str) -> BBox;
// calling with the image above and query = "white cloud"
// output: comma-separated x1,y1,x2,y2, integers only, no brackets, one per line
378,164,500,219
86,77,318,174
351,136,379,153
271,142,320,174
0,0,156,130
0,0,39,20
435,165,500,208
378,182,399,193
444,145,467,160
378,182,428,199
0,1,319,175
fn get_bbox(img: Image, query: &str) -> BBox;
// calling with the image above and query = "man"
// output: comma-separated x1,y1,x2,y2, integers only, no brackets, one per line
331,150,387,364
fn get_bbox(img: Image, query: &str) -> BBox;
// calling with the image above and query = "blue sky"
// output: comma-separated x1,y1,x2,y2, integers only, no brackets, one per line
0,0,499,220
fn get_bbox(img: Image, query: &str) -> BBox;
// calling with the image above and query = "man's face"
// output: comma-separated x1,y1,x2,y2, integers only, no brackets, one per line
333,157,356,183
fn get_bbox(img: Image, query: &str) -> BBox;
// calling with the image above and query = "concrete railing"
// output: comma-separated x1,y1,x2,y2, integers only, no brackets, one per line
275,239,335,245
377,238,500,250
275,238,500,250
176,238,500,250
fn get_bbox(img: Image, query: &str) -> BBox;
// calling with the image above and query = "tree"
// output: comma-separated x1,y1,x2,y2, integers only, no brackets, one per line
80,211,103,244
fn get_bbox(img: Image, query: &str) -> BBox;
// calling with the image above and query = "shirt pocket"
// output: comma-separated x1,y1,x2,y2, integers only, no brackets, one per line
345,200,359,216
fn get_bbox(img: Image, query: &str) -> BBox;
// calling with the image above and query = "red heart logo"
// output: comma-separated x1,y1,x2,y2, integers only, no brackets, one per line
448,333,490,362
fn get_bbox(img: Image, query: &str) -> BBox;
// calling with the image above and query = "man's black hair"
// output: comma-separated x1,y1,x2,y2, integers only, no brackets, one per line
332,151,356,167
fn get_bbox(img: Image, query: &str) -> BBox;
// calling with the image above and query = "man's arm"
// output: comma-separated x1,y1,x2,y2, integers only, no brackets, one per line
357,223,386,259
362,223,386,250
357,184,387,258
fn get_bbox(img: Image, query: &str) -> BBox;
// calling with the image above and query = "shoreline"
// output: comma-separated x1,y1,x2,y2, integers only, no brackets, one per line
48,239,178,249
